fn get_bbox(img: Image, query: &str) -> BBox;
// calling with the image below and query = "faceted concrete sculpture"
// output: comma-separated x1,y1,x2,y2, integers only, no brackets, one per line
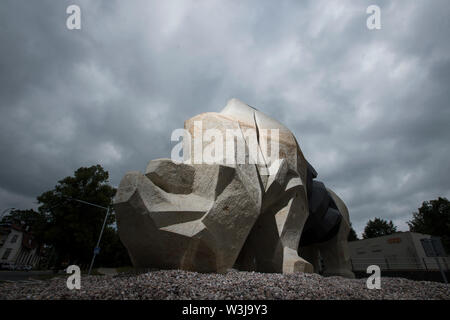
114,98,354,278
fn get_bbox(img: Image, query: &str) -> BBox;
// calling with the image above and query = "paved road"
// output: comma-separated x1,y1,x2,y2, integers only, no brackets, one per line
0,270,53,282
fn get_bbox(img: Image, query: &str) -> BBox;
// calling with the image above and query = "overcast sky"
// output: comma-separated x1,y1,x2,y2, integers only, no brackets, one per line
1,0,449,236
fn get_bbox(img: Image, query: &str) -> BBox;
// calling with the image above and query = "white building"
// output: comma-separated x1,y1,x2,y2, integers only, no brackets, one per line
0,223,41,268
348,232,450,271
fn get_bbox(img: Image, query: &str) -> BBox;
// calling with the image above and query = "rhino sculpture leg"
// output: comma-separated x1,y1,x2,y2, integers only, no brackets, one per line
235,159,313,273
316,189,355,278
298,189,355,278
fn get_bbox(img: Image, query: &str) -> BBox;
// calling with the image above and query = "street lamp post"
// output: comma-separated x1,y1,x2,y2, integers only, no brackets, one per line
62,197,111,276
87,206,109,276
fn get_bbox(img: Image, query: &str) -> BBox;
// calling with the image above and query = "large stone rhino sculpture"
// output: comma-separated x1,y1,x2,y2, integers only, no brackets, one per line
114,99,354,278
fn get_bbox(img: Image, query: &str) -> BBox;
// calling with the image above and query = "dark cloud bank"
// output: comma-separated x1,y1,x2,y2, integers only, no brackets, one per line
1,0,449,236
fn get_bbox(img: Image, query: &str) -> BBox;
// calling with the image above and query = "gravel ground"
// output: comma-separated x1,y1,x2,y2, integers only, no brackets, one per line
1,269,449,300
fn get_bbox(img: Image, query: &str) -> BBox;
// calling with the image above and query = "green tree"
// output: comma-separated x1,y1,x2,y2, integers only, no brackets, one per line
362,217,397,239
348,223,359,241
37,165,130,268
408,197,450,253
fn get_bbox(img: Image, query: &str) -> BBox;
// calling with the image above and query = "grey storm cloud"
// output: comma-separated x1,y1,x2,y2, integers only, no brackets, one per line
1,0,449,236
